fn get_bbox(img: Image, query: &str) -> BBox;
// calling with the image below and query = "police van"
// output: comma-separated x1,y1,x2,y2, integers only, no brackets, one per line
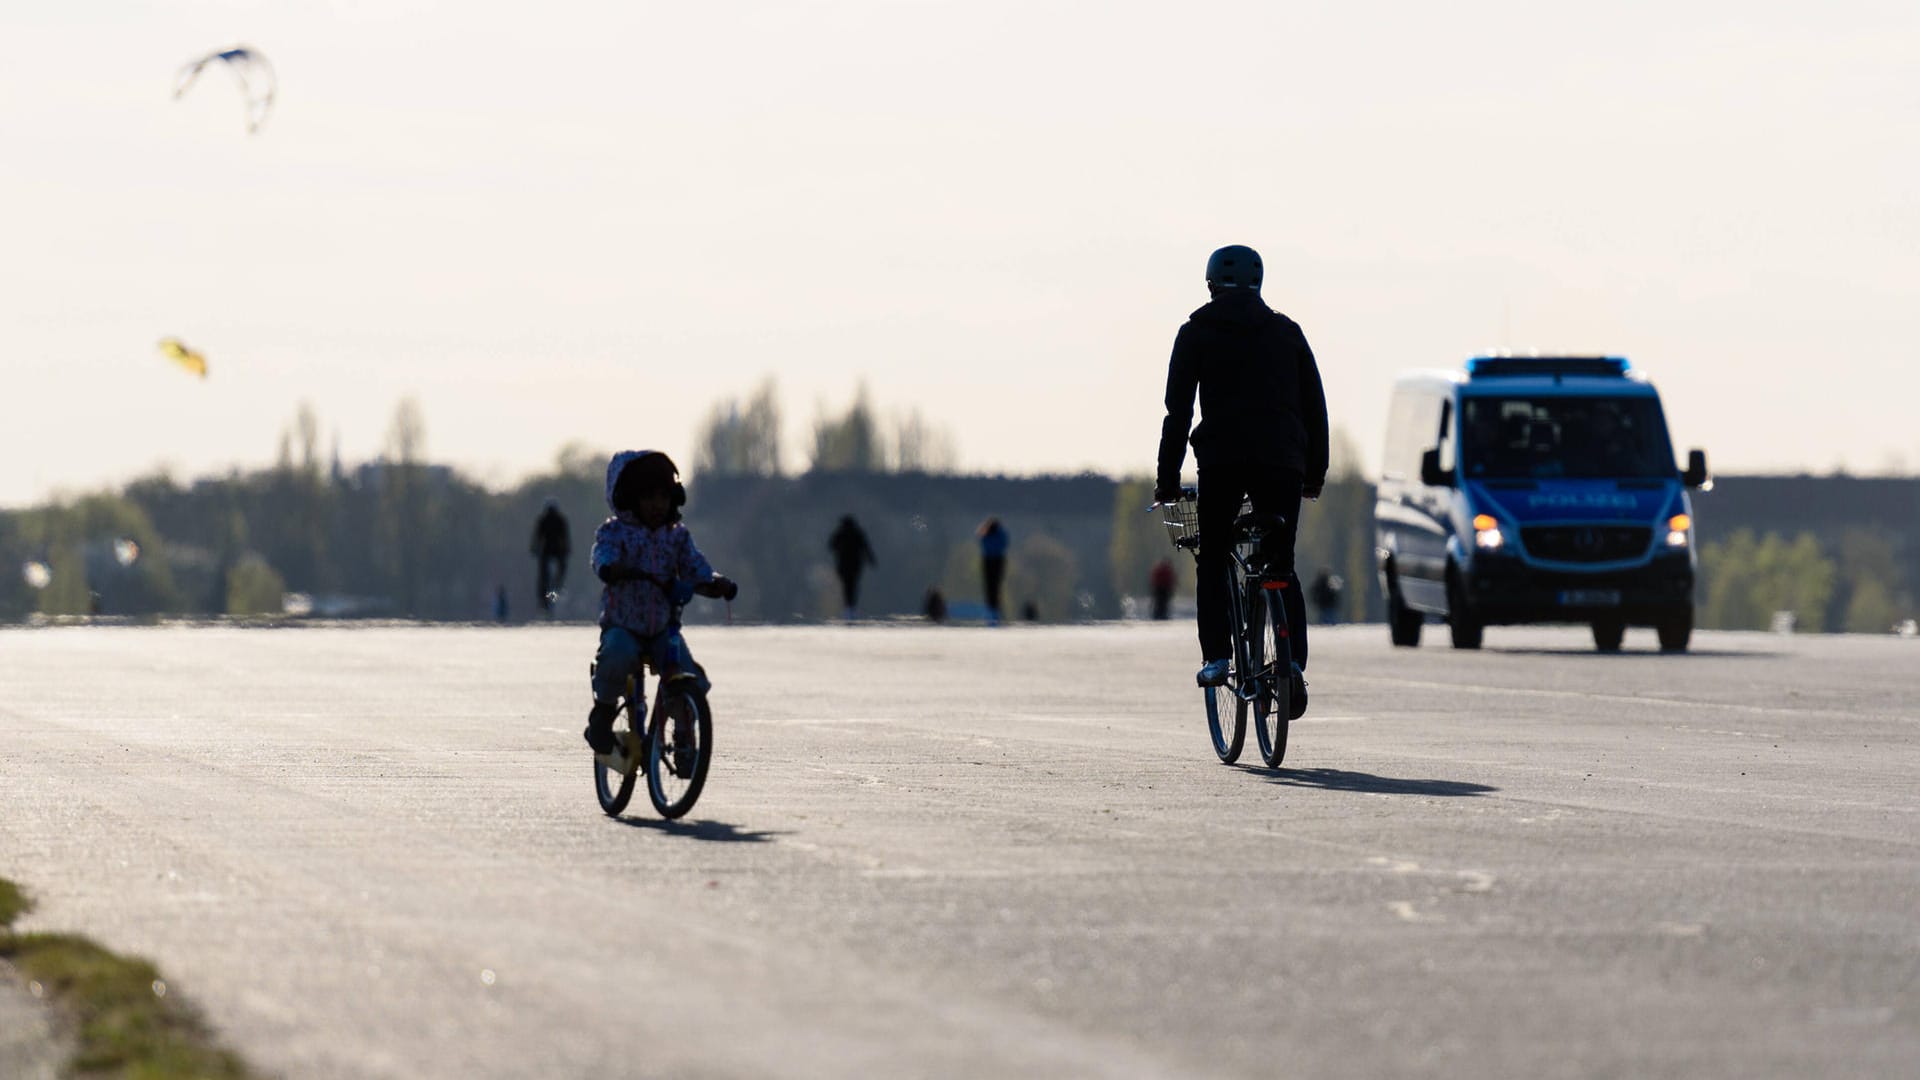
1374,356,1708,652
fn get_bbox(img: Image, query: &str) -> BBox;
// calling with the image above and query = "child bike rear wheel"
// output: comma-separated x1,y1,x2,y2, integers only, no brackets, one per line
647,682,712,819
1250,589,1291,769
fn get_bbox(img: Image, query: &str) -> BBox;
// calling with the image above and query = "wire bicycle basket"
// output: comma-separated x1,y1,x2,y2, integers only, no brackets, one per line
1158,495,1201,552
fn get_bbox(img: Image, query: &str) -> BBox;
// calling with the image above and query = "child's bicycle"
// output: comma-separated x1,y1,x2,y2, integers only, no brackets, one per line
1154,486,1307,768
592,659,712,819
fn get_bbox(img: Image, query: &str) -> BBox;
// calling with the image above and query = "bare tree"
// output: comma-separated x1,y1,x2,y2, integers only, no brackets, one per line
295,401,321,476
810,383,885,472
892,408,957,473
387,397,426,465
694,378,784,476
382,397,428,613
1328,426,1366,482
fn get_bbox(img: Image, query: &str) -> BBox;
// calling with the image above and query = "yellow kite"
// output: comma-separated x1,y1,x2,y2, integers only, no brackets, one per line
157,337,208,378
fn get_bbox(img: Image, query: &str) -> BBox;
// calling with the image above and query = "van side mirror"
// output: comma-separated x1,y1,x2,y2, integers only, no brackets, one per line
1420,448,1452,487
1683,448,1709,489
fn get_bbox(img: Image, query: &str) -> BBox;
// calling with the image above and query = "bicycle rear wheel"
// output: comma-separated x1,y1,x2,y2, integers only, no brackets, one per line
1203,556,1250,764
647,682,712,819
1250,588,1291,768
1204,682,1247,763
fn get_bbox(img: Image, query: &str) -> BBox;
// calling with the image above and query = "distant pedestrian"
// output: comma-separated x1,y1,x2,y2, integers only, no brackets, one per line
828,515,877,620
531,499,571,615
1148,558,1176,620
1310,569,1344,625
494,584,510,622
923,586,947,623
977,517,1009,624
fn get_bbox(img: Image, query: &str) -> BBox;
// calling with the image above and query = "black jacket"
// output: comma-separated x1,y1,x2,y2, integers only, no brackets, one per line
531,507,571,558
828,519,876,573
1156,290,1329,490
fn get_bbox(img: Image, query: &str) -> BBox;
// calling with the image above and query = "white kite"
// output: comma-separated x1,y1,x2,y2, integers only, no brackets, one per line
173,45,276,134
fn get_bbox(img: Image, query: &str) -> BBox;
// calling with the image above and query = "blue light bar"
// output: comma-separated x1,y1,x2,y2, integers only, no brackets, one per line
1465,356,1631,378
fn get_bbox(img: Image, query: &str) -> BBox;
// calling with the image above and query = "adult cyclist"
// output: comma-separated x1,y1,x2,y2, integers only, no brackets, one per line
1153,244,1329,692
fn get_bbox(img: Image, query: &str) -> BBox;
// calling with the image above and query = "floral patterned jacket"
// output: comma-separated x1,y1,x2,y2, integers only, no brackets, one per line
592,450,715,634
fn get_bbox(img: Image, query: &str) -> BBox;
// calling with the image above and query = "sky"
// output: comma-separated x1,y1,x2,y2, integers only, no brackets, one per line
4,0,1918,506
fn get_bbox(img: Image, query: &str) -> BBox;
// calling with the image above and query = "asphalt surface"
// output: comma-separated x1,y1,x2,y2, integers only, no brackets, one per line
1,622,1915,1079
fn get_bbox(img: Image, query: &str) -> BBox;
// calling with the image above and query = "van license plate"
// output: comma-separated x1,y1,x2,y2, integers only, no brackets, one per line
1559,589,1621,607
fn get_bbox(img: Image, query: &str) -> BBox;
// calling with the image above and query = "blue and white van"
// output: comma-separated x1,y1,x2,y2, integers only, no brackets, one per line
1373,356,1709,652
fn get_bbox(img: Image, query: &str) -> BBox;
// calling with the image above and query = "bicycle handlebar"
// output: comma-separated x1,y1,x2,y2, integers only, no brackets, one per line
1146,485,1199,511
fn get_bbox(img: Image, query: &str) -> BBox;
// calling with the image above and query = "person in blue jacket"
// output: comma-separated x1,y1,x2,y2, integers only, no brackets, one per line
977,517,1009,624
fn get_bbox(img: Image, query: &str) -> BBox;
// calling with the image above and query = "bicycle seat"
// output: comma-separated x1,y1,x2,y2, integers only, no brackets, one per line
1233,511,1288,539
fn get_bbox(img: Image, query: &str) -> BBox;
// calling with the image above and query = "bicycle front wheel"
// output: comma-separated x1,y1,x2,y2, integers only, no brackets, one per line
1250,588,1291,769
592,691,644,816
647,683,712,819
593,730,639,816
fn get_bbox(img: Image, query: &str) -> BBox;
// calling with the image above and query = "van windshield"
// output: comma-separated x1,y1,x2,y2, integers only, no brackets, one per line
1460,397,1675,480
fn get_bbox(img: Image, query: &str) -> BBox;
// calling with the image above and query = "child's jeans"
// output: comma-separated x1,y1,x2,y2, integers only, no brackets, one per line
591,625,708,705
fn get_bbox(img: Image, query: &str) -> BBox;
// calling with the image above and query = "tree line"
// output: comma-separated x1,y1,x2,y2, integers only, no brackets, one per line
1,394,1912,633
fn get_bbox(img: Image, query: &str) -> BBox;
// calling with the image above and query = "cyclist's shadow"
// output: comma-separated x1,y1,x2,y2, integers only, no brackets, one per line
1247,767,1497,797
612,816,787,843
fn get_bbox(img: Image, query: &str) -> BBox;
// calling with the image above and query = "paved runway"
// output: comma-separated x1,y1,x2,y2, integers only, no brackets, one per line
1,622,1915,1078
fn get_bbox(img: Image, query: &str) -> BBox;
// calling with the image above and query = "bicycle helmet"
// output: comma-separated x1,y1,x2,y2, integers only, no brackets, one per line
1204,245,1262,291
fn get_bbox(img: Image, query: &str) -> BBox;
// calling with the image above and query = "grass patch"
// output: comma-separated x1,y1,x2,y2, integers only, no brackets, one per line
1,876,252,1079
0,878,27,926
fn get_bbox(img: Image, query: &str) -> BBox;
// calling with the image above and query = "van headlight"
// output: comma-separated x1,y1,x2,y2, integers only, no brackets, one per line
1665,513,1691,548
1473,513,1505,551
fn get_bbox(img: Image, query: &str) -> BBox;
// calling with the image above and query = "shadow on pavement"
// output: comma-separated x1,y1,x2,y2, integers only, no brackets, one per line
1255,768,1498,797
613,816,786,843
1488,647,1780,659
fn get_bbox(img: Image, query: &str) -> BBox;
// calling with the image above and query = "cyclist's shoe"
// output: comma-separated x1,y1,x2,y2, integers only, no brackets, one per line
1196,658,1231,687
583,700,619,754
1288,664,1309,721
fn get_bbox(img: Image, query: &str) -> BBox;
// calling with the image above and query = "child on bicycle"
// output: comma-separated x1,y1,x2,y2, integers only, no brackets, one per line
583,449,737,754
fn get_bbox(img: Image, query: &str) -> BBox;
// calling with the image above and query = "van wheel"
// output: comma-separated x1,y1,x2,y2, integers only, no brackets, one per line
1387,580,1422,647
1657,609,1692,653
1446,571,1482,650
1592,619,1625,652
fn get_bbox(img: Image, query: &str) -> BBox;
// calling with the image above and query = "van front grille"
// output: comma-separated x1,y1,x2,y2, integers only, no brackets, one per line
1521,526,1651,563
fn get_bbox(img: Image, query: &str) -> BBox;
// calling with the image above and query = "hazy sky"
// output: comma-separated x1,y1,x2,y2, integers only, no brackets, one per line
6,0,1917,505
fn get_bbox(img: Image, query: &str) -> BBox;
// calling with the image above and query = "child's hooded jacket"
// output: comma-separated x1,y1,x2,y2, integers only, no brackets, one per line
592,450,714,634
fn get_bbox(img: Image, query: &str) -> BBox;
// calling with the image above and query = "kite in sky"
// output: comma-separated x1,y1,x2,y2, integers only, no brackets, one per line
173,45,276,134
157,337,208,378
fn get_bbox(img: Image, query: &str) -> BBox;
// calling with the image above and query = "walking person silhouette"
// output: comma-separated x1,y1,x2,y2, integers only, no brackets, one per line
531,498,571,615
828,515,877,620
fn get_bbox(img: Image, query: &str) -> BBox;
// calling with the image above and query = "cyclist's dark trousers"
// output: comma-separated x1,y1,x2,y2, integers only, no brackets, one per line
537,554,567,609
1197,465,1306,669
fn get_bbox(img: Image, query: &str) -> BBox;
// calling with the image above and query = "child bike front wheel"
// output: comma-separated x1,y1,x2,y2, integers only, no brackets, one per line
647,678,712,819
592,677,647,816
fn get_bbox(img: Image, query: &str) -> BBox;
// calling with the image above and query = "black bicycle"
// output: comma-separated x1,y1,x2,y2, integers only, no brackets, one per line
592,662,712,819
590,575,730,820
1156,487,1306,768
